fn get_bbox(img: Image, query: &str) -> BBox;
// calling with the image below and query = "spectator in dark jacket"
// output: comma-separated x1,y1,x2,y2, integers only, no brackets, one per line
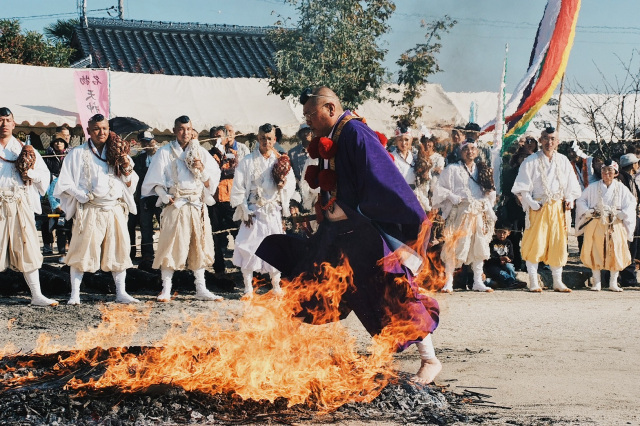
42,135,71,259
128,131,160,264
484,222,526,289
617,153,640,286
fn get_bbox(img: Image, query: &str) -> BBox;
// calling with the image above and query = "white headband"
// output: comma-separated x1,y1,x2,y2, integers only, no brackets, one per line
395,127,413,137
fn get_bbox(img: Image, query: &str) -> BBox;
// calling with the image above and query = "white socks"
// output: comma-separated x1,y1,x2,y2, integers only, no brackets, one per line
442,262,454,292
471,261,492,292
68,268,139,304
526,261,541,291
242,270,284,297
113,270,139,304
194,268,222,301
609,271,623,292
158,268,222,301
23,270,58,306
269,271,284,296
416,334,436,360
591,270,623,292
242,268,254,296
158,267,174,302
591,269,602,291
550,265,571,292
68,266,83,305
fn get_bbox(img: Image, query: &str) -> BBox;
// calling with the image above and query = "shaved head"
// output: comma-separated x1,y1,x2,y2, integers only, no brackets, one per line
308,86,342,109
302,86,344,137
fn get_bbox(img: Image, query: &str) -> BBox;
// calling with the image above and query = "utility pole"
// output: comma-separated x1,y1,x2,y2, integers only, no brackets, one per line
78,0,88,28
119,0,125,19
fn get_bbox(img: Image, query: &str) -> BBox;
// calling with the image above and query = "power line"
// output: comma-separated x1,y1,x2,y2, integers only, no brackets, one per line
7,7,116,22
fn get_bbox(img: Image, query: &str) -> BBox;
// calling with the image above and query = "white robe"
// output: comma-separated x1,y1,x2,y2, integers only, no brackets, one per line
141,140,221,205
392,150,416,186
0,136,50,213
299,156,320,211
54,140,138,219
576,180,636,241
433,162,497,266
432,162,496,220
230,149,296,272
511,150,581,206
414,152,445,212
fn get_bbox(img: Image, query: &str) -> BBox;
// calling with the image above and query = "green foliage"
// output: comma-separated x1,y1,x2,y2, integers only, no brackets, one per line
44,19,82,62
268,0,396,110
0,19,74,67
44,19,79,44
390,16,456,126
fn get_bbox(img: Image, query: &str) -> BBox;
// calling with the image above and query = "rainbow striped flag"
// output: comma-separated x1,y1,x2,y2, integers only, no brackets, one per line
483,0,581,150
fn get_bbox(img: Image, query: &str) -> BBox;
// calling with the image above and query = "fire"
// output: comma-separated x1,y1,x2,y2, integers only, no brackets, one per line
378,213,449,293
1,260,407,411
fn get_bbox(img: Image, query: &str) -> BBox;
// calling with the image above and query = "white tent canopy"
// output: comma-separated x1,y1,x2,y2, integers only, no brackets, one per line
2,63,464,138
448,91,640,142
1,62,302,136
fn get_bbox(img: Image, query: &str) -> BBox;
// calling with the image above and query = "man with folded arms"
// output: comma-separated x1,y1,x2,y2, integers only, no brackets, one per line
0,107,57,306
142,115,222,302
55,113,139,304
511,127,581,292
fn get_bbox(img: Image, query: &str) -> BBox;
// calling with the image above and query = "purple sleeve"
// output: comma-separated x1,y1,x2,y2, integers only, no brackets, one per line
336,120,425,238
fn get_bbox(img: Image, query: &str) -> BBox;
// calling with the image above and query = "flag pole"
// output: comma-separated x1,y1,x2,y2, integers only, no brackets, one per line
492,43,508,194
556,72,566,135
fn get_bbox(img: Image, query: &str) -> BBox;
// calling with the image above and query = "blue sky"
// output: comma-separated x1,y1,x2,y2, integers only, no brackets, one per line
5,0,640,94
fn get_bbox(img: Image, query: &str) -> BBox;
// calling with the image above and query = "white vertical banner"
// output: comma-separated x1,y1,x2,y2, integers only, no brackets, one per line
492,44,508,194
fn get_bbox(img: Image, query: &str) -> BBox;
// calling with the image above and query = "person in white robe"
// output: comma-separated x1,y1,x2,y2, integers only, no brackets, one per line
576,160,635,292
141,115,222,302
0,107,57,306
432,141,496,293
511,127,581,292
299,155,320,211
54,113,139,305
391,124,416,187
230,123,296,297
414,135,445,212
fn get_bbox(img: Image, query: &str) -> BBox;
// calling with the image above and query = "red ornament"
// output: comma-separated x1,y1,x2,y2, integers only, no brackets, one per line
318,137,338,159
318,169,337,192
304,164,320,189
308,137,320,159
375,131,388,147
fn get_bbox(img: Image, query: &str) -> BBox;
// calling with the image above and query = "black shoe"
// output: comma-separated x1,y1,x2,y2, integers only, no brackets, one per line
509,280,528,289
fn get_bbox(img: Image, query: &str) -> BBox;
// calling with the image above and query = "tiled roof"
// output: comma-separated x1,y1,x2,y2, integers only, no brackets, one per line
73,18,276,78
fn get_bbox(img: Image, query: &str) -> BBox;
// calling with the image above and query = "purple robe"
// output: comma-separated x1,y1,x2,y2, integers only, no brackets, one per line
256,113,439,351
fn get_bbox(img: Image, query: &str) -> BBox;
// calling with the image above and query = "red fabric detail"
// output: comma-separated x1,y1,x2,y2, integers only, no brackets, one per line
375,131,388,147
318,137,338,160
304,164,320,189
318,169,337,192
308,137,320,159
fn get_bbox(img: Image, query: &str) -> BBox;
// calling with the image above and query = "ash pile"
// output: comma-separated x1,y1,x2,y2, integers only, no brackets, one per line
0,349,469,425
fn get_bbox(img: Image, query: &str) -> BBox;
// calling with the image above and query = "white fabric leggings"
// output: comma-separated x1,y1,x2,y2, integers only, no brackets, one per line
415,334,436,360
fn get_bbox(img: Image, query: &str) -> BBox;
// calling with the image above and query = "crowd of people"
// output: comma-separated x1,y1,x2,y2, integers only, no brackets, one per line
2,103,639,304
5,86,639,384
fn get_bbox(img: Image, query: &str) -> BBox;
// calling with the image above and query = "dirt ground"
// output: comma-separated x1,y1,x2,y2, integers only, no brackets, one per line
1,237,639,425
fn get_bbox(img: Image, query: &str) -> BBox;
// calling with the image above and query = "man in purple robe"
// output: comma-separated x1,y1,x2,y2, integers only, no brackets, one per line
256,87,441,384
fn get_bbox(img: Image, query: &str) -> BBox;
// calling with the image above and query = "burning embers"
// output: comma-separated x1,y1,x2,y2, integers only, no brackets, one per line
1,261,422,410
0,230,453,423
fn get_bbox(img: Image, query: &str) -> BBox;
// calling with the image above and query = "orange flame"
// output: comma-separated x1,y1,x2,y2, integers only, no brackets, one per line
377,213,449,293
2,260,407,411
